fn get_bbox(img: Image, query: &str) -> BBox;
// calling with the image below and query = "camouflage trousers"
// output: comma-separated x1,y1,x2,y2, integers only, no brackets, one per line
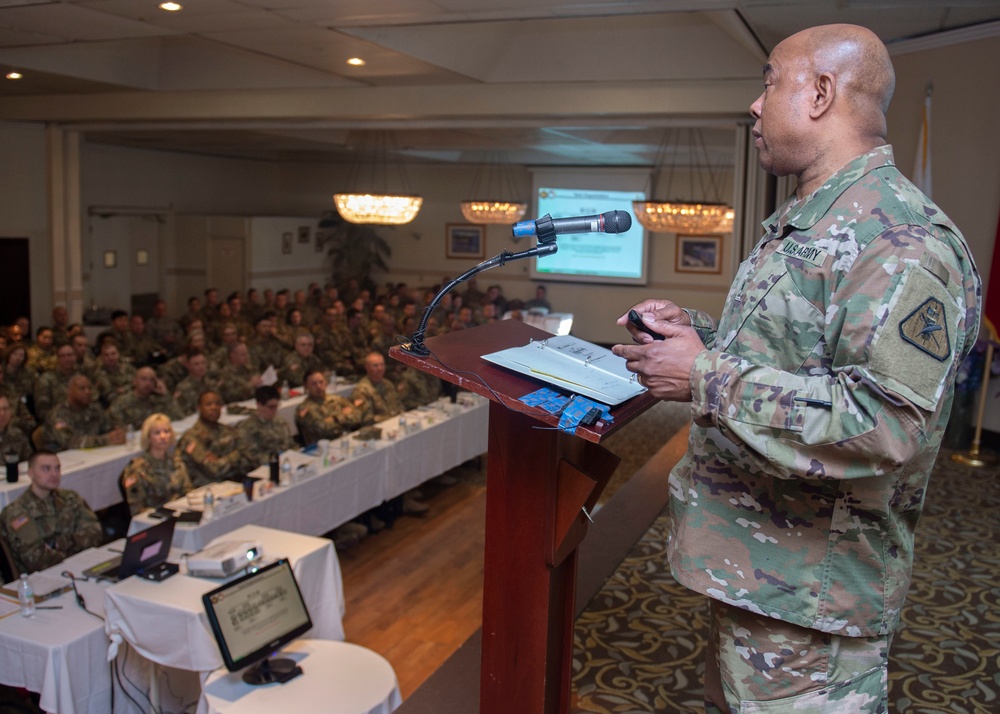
704,600,890,714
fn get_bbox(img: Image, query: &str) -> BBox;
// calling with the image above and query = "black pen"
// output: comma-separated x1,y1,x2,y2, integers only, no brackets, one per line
36,605,63,610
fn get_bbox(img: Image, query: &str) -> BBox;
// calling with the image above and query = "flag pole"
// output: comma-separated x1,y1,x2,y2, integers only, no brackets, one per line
951,317,998,467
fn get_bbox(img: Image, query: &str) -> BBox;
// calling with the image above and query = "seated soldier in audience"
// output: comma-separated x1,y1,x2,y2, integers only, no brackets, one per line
89,341,136,407
216,341,261,404
172,349,215,415
295,370,363,446
0,370,36,436
4,343,36,402
146,298,182,357
176,390,247,487
108,366,185,428
352,352,403,425
119,413,194,516
343,308,370,375
200,287,222,329
70,333,95,374
313,305,354,377
0,450,103,575
43,374,126,452
26,326,56,372
248,313,288,374
0,394,31,463
126,314,161,367
50,306,70,346
158,332,203,391
279,331,325,388
32,343,79,423
208,322,242,372
237,385,295,469
104,310,135,360
397,365,444,411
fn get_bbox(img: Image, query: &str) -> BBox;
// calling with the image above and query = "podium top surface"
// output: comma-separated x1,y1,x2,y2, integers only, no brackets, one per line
390,320,659,444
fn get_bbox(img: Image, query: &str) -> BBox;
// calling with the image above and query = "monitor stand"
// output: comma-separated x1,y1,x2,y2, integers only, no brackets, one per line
242,656,303,685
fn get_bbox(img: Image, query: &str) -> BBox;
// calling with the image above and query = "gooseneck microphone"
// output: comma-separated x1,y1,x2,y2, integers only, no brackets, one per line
512,210,632,243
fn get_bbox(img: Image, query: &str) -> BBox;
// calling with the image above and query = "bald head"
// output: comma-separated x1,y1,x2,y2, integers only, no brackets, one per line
751,24,895,193
791,24,894,138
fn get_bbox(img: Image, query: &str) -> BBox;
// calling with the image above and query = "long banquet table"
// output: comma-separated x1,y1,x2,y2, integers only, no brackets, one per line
0,382,353,513
129,394,489,551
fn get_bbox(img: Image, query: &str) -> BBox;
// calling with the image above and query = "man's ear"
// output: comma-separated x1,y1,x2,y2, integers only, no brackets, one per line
809,72,836,119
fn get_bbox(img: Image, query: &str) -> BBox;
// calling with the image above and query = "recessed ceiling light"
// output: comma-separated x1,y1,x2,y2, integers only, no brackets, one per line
347,57,366,67
6,72,22,80
159,2,182,11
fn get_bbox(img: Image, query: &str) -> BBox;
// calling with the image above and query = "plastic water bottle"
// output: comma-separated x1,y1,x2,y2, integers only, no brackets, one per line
203,490,215,521
280,380,290,401
399,414,407,434
18,573,35,617
280,455,292,486
126,424,136,449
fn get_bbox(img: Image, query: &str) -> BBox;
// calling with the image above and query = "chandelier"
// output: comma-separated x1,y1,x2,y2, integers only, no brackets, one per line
334,131,423,225
459,152,527,224
633,128,735,235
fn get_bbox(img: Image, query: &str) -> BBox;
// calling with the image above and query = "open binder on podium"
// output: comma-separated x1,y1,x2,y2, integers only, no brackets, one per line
482,334,647,406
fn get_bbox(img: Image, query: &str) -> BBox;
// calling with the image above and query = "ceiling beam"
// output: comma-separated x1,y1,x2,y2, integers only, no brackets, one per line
0,79,762,126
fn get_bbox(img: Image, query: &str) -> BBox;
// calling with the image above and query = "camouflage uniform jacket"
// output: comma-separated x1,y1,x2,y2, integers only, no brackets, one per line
248,337,288,373
173,375,217,416
120,451,194,516
351,377,402,424
397,367,442,410
158,357,189,392
1,384,37,435
313,324,354,376
0,488,102,575
0,424,31,462
146,316,183,352
176,419,247,488
279,352,325,388
236,413,295,470
295,394,363,446
43,402,118,452
32,370,73,422
215,363,256,404
90,363,137,406
667,146,981,637
26,344,56,373
108,390,185,428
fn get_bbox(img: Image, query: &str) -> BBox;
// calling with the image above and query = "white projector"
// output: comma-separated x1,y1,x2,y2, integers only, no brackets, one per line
186,540,264,578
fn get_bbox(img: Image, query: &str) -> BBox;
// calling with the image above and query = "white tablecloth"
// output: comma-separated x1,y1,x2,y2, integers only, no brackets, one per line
0,547,139,714
203,640,401,714
129,395,488,552
104,525,345,675
0,383,355,512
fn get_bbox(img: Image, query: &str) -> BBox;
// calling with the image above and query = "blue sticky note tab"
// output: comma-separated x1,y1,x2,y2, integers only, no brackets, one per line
556,395,613,433
519,387,570,414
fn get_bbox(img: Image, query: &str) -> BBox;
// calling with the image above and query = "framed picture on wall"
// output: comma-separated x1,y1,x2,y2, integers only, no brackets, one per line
675,235,722,274
282,232,293,255
446,224,485,259
103,250,117,269
135,249,149,266
298,225,310,243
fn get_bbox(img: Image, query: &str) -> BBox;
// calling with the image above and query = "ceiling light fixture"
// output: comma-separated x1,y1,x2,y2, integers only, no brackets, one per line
334,130,423,225
5,71,22,80
159,2,183,11
460,152,528,225
633,128,734,235
346,57,365,66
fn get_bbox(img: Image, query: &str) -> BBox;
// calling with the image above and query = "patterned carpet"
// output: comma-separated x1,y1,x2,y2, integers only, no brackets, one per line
570,449,1000,713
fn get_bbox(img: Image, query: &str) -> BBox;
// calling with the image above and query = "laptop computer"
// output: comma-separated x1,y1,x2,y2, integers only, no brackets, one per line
84,517,179,582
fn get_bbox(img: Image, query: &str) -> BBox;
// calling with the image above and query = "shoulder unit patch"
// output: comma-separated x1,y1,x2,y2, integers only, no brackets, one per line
899,297,950,361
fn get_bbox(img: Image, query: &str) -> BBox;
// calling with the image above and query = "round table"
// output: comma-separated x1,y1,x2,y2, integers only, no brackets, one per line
202,640,401,714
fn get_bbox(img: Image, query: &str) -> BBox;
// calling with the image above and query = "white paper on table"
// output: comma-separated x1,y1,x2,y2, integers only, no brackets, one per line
260,364,278,386
0,598,19,619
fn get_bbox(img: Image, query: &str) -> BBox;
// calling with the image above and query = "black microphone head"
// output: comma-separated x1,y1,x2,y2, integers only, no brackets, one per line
601,210,632,234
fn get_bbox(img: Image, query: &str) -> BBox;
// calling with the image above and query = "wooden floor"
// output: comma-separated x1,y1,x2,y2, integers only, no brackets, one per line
338,466,488,698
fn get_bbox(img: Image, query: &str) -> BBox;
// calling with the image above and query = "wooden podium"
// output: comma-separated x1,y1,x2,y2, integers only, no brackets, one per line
391,319,657,714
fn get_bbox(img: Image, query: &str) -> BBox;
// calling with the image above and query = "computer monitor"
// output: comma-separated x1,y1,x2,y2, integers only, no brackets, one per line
202,558,313,685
